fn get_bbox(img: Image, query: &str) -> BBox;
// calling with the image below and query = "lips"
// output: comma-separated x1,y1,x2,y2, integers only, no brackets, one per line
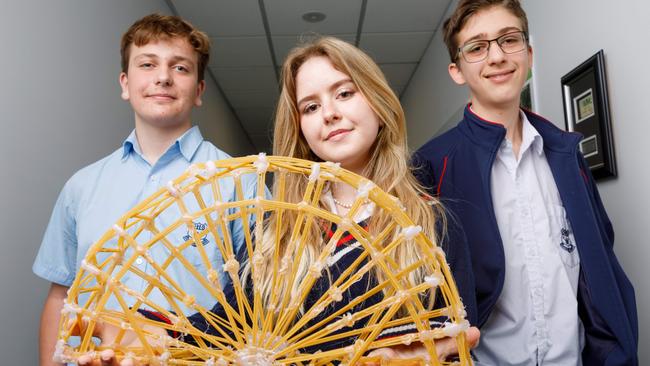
147,93,176,100
484,69,515,82
326,128,351,141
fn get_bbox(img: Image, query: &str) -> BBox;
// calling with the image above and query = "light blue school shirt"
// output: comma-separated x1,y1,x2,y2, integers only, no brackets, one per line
33,126,260,312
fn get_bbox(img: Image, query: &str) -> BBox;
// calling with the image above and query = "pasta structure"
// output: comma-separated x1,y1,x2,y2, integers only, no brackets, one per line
55,155,471,365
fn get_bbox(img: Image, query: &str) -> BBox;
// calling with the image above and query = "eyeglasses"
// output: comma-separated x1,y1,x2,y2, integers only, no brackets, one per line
457,31,528,63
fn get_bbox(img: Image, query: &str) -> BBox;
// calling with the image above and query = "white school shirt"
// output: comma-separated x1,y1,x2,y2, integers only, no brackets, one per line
473,112,584,366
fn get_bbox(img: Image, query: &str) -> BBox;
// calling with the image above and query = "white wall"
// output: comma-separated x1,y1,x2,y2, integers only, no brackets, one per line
402,0,649,363
193,80,255,157
0,2,252,364
523,1,649,362
401,0,468,148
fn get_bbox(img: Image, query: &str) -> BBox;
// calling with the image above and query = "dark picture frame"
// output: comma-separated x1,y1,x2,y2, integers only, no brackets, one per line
561,50,616,180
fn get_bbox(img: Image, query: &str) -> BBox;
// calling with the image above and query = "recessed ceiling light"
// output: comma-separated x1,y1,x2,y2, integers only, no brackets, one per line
302,12,326,23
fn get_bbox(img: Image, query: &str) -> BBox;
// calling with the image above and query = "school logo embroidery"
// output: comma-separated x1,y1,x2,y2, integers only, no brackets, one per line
560,227,575,253
183,221,210,246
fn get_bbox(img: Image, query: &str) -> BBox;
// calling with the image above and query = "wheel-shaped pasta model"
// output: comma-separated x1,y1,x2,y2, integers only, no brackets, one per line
55,155,472,365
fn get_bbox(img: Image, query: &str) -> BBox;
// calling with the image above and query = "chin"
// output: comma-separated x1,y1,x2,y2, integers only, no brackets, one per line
487,90,522,106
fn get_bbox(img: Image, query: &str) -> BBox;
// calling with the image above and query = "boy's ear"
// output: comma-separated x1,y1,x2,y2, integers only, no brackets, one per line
119,72,130,101
194,80,206,107
448,62,467,86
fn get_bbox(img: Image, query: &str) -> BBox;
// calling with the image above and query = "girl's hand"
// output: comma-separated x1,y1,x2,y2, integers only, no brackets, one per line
364,326,480,365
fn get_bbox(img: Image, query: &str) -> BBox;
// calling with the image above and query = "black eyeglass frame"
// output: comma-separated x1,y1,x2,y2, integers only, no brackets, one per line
456,31,529,63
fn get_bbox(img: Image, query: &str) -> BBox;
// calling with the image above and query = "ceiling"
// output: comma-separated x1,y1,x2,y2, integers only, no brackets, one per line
168,0,452,153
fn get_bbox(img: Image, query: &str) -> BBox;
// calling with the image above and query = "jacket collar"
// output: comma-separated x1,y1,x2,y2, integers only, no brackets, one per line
459,104,581,155
459,104,507,152
523,109,582,155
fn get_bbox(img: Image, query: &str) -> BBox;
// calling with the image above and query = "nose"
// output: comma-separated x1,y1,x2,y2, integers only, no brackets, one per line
156,68,173,86
321,100,341,124
485,40,506,64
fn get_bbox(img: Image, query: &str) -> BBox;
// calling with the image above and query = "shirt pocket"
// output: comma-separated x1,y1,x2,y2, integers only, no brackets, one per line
163,220,223,268
549,204,580,268
188,222,225,267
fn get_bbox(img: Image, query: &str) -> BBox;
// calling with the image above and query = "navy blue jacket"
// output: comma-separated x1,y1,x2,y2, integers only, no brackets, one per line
413,105,638,365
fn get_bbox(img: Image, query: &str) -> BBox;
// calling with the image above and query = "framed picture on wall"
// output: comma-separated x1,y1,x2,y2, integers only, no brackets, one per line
561,50,616,180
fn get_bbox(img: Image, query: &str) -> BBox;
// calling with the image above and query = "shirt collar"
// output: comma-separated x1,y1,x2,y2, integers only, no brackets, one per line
520,111,544,156
473,106,543,157
176,125,204,161
121,129,138,160
121,126,204,162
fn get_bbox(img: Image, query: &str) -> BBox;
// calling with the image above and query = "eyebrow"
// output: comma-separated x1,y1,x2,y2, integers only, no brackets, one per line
132,53,195,65
133,53,159,61
462,26,522,44
296,78,354,107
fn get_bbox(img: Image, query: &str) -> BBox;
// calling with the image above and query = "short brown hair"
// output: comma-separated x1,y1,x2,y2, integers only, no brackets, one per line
442,0,529,62
120,13,210,80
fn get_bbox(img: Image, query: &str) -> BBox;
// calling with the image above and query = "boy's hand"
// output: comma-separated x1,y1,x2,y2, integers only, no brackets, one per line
75,315,166,366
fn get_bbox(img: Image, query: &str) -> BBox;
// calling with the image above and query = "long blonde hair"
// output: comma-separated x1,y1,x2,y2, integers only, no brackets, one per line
247,37,444,308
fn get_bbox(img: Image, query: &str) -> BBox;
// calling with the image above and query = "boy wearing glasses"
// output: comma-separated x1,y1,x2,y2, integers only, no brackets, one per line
414,0,637,364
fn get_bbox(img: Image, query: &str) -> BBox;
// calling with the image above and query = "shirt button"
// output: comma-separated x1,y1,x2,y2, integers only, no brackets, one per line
150,175,157,182
135,258,144,265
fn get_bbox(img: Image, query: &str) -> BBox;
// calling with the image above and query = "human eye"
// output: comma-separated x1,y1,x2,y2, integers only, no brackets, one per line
337,89,355,99
139,62,154,69
500,32,523,46
173,65,189,73
464,41,488,55
302,102,319,114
